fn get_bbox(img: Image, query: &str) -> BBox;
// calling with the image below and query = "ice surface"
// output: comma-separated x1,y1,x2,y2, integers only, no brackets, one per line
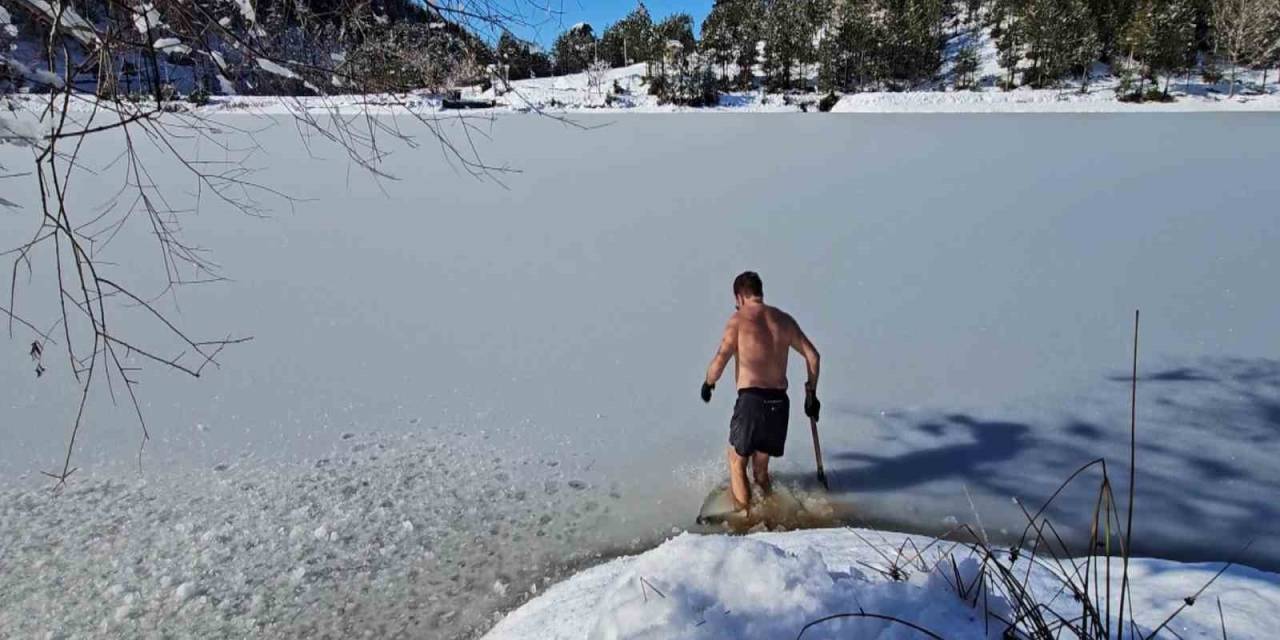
3,113,1280,637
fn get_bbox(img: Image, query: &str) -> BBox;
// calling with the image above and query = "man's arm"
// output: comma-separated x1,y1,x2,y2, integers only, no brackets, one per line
705,315,738,387
790,318,820,392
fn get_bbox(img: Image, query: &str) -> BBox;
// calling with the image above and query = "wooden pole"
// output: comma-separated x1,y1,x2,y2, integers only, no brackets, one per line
809,416,829,490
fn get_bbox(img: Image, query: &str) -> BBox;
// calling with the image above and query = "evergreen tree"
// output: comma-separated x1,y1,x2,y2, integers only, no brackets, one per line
656,13,697,52
1151,0,1198,95
953,41,981,89
992,0,1026,88
701,0,764,88
600,7,656,69
701,1,737,79
652,14,697,81
497,32,551,80
1248,2,1280,90
1087,0,1140,61
1063,0,1103,90
552,23,598,75
761,0,821,90
879,0,945,87
818,0,885,91
1121,0,1158,96
1021,0,1099,88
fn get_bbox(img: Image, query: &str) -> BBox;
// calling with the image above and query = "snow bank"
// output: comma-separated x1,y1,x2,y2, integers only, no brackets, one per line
832,88,1280,113
585,534,1001,640
0,99,44,146
487,529,1280,640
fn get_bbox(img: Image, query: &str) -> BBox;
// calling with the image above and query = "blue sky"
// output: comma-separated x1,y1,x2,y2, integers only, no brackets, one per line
505,0,714,48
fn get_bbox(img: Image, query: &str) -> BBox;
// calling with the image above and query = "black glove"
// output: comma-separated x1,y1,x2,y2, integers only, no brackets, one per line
804,389,821,421
701,381,714,403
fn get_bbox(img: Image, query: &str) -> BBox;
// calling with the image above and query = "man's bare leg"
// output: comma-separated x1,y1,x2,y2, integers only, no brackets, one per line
727,447,752,511
751,452,772,495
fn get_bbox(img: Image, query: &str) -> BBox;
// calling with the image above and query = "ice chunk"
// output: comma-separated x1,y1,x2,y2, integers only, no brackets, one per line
113,603,134,622
173,581,200,604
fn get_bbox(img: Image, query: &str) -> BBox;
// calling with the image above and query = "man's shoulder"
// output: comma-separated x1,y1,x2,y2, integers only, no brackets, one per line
764,304,795,322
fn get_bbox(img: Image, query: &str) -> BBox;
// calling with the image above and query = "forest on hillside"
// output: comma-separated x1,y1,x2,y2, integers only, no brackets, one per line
2,0,1278,103
547,0,1280,105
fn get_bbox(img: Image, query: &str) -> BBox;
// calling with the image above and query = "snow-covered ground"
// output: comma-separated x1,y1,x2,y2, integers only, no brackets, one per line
487,529,1280,639
3,112,1279,637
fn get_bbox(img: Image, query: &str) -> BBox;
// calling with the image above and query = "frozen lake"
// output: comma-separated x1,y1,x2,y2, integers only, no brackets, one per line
2,113,1279,637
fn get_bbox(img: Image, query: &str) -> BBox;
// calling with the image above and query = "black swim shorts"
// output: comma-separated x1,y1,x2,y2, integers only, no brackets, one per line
729,387,789,457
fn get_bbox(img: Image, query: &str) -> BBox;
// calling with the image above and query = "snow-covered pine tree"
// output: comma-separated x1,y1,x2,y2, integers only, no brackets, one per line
1247,1,1280,91
652,13,696,89
552,23,598,75
992,0,1027,88
953,41,981,89
701,0,765,89
761,0,811,90
735,0,767,88
1121,0,1158,97
1150,0,1198,96
880,0,946,87
818,0,885,91
1086,0,1140,62
701,1,736,81
600,6,656,70
496,33,552,80
1062,0,1102,91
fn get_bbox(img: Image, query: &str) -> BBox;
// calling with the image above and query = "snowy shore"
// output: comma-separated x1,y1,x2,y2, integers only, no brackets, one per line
6,61,1279,123
486,528,1280,640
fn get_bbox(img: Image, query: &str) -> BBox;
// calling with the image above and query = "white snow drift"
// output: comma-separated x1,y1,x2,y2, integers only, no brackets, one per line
488,529,1280,640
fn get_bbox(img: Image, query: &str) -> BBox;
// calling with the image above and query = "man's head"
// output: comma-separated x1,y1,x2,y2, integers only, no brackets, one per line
733,271,763,309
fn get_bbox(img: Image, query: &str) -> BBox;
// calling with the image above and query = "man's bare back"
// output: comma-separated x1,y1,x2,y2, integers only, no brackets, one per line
704,298,820,395
721,302,808,391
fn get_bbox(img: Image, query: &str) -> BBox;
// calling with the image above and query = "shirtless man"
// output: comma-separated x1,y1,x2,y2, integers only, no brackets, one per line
701,271,821,512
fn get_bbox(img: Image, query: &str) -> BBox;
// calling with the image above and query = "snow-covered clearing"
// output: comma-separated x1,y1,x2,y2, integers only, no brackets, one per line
3,113,1279,637
487,529,1280,640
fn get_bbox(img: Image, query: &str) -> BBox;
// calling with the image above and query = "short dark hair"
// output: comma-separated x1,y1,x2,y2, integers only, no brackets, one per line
733,271,763,298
